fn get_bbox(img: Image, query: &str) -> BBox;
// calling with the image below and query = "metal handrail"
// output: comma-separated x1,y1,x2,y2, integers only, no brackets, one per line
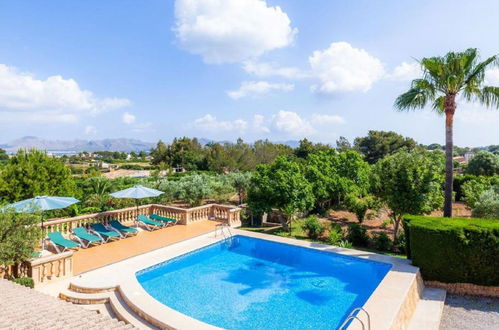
215,223,233,239
339,315,365,330
339,307,370,330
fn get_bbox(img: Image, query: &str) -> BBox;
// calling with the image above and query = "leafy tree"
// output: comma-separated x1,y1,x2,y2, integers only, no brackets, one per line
488,145,499,155
294,138,316,159
305,150,371,211
248,156,314,231
170,137,205,170
374,150,444,239
294,139,331,159
0,149,77,203
335,136,352,152
395,48,499,217
0,211,41,276
227,171,252,204
426,143,444,151
150,140,171,166
354,130,417,164
253,140,293,165
461,176,499,208
205,143,235,173
467,151,499,176
343,193,379,223
471,186,499,219
0,148,9,163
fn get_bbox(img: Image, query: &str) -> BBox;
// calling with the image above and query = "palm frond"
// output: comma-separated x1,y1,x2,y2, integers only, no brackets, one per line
480,86,499,108
465,54,498,86
431,96,445,114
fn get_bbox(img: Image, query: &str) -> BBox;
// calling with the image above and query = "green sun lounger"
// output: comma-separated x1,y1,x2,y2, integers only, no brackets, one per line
137,215,164,231
150,214,178,226
48,232,80,253
90,223,122,242
109,220,138,236
72,227,103,248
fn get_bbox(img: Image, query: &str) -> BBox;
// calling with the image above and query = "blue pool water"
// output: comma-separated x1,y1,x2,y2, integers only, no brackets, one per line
136,235,391,330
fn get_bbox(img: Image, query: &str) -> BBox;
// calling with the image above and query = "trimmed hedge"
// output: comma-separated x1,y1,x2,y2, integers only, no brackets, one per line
404,215,499,286
11,277,35,288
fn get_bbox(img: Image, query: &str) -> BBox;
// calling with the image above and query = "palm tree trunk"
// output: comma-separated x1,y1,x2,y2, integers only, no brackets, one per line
443,94,456,217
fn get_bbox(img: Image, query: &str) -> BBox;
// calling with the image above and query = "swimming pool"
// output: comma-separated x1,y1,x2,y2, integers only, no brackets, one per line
136,235,391,330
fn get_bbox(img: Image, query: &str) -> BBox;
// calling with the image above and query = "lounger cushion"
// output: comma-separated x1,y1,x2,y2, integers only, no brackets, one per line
73,227,102,242
90,223,121,237
48,232,79,249
109,220,138,233
150,214,177,223
137,215,163,227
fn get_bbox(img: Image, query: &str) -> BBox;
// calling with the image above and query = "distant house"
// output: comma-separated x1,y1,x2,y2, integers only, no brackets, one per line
453,156,466,165
464,152,475,163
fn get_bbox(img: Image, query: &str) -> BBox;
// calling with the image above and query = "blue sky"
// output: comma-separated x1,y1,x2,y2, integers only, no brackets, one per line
1,0,499,146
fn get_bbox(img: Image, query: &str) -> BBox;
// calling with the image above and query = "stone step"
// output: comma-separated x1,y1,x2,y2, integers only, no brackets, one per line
408,287,447,330
59,287,157,329
109,291,160,330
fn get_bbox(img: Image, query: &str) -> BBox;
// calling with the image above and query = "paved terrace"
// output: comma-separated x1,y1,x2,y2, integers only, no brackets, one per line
74,220,219,274
0,278,135,329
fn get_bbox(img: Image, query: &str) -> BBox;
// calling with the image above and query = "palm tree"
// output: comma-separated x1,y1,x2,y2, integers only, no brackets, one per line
395,48,499,217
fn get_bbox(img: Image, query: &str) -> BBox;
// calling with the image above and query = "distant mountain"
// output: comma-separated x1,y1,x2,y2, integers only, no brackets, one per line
0,136,156,153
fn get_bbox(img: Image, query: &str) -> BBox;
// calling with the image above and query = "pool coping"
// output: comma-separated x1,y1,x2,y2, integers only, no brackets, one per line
67,229,423,329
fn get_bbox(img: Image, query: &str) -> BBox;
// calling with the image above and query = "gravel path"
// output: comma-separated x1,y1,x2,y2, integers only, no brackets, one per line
440,294,499,330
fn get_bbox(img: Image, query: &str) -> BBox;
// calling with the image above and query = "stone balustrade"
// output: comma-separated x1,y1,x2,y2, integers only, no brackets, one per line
29,252,73,285
41,203,242,236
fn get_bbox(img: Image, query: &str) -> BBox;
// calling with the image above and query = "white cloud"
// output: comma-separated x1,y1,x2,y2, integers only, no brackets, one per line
271,110,314,135
485,68,499,85
310,114,345,125
242,61,308,79
227,81,294,99
252,114,270,133
388,61,422,81
309,42,385,93
84,125,97,135
173,0,297,64
0,64,130,122
191,114,248,132
456,102,499,124
122,112,136,124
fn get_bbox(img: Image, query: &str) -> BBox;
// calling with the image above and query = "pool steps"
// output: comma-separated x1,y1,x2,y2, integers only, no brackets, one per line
408,287,446,330
60,283,161,329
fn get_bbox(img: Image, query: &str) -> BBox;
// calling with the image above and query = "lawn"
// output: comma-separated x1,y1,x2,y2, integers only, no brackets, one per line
240,217,406,259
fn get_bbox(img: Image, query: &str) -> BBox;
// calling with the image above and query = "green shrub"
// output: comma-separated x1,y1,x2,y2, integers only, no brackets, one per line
472,187,499,219
301,216,325,240
404,215,499,286
328,223,344,245
338,240,353,248
11,277,34,288
346,223,369,246
394,232,406,253
372,232,393,251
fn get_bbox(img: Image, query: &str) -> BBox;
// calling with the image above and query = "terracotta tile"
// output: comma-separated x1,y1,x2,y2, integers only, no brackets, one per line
73,220,219,274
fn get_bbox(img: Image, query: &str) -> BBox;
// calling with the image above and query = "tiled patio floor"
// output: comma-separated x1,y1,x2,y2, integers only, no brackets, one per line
73,220,220,274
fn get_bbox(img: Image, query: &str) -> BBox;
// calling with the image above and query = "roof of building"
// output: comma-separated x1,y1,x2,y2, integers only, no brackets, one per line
0,278,135,330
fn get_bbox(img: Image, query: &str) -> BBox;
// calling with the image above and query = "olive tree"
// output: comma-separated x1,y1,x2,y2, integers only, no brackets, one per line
374,150,444,239
0,211,41,277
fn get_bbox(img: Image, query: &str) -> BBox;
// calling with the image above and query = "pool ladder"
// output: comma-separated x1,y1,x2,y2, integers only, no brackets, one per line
215,223,233,239
339,307,370,330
